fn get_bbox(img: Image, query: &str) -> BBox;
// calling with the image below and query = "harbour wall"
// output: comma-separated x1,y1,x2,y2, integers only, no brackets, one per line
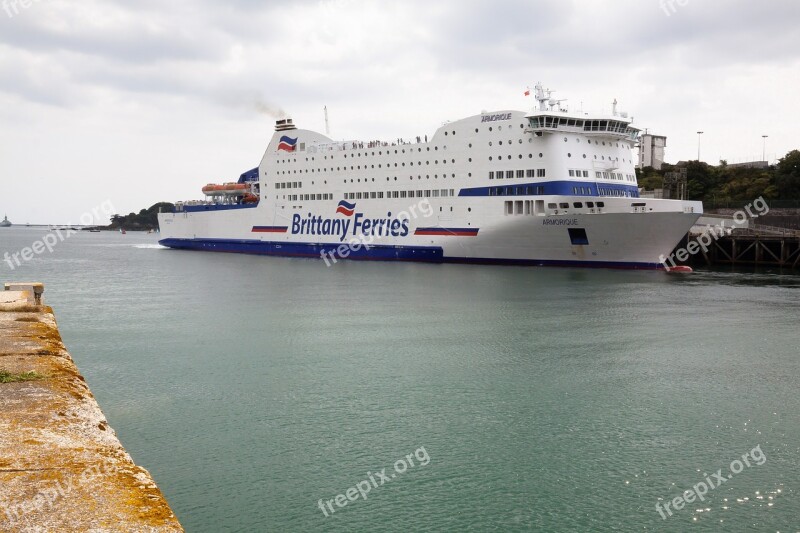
0,283,183,532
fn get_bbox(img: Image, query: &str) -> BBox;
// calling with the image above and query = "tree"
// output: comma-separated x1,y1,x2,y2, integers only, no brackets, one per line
775,150,800,199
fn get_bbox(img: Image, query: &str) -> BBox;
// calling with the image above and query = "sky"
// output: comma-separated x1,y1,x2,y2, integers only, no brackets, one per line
1,0,798,224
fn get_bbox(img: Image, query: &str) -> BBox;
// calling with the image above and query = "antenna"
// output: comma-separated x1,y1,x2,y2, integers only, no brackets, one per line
324,106,330,135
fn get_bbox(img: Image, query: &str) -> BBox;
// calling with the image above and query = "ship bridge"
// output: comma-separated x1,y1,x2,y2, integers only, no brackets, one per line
524,83,640,142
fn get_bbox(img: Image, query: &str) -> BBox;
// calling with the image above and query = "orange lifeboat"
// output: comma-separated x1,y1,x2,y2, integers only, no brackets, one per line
242,193,259,204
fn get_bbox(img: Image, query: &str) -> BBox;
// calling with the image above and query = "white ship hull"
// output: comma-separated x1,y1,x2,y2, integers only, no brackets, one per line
159,100,702,269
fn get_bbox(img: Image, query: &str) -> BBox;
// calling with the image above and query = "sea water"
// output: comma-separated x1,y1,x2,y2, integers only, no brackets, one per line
1,226,798,531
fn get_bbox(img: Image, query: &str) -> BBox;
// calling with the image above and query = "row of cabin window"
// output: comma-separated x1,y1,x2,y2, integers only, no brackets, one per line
504,200,606,215
281,193,334,201
278,146,448,165
568,170,590,178
276,182,301,189
489,169,547,180
595,171,636,182
343,189,456,200
277,160,459,175
489,186,546,196
598,188,636,197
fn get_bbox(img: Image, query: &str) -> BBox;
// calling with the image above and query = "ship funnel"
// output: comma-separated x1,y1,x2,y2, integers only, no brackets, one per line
275,118,297,132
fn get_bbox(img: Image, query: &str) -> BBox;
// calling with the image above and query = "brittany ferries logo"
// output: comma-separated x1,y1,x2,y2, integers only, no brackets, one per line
291,201,410,242
335,200,355,216
277,136,298,152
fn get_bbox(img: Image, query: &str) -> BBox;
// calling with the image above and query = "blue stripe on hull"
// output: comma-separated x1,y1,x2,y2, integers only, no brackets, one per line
159,238,664,270
443,256,664,270
158,238,444,262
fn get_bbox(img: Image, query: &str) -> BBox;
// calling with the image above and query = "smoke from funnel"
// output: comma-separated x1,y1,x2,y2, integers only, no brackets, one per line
253,97,287,119
219,89,288,119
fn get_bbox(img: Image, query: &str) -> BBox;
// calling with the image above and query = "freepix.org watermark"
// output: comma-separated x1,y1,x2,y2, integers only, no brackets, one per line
317,446,430,517
2,0,44,18
659,0,689,17
3,200,116,271
655,444,767,520
659,196,769,269
320,198,434,267
2,463,107,526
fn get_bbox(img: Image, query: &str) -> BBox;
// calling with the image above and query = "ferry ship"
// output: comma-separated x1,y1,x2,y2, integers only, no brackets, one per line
158,84,702,269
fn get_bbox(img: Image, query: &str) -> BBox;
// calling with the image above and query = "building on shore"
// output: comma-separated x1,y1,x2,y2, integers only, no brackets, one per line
638,133,667,170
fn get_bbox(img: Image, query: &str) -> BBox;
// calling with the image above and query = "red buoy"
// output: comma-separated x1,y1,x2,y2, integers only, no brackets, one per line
665,265,693,273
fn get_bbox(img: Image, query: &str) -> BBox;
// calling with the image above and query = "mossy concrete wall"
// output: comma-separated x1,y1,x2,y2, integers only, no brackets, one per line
0,293,183,532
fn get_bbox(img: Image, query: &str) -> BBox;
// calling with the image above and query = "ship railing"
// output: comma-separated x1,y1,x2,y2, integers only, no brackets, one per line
734,223,800,237
309,139,423,153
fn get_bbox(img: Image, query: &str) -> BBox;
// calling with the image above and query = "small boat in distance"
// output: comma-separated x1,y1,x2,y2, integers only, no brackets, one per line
0,215,11,228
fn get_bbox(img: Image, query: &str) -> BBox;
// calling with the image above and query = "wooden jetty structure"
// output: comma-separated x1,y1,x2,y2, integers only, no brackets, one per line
676,223,800,269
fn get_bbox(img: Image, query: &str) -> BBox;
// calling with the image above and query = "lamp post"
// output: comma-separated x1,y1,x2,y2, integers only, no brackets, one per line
696,131,704,162
762,135,768,163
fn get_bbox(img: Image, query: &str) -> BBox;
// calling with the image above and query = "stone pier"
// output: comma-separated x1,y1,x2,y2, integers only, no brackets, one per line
0,283,183,532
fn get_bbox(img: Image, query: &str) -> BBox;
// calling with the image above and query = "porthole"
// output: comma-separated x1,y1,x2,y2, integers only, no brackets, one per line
489,141,493,146
564,137,568,142
445,132,448,136
583,154,587,159
468,207,472,212
539,153,543,158
518,155,522,159
489,127,493,132
507,155,512,160
469,143,472,148
528,154,533,158
518,139,523,144
568,153,572,157
489,156,493,161
498,126,502,131
475,128,479,133
499,141,503,145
